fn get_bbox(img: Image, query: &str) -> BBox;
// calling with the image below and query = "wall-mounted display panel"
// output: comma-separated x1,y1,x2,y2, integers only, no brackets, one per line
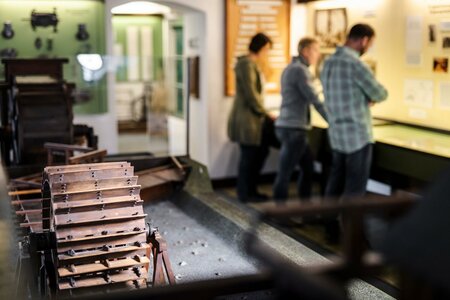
225,0,290,96
304,0,450,132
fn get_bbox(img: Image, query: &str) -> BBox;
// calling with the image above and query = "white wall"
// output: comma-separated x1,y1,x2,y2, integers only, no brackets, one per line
182,11,209,167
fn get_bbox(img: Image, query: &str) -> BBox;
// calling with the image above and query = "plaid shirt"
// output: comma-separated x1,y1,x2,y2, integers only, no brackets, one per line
321,46,388,154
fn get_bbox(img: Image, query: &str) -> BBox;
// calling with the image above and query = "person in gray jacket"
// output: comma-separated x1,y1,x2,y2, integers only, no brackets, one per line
273,37,328,202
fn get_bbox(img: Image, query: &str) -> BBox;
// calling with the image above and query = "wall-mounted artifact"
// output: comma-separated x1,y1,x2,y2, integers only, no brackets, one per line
1,22,14,39
78,43,92,54
30,8,59,32
75,23,89,41
429,24,436,43
188,56,200,99
46,38,53,51
34,37,42,49
0,48,17,58
433,57,448,73
443,36,450,49
314,8,347,48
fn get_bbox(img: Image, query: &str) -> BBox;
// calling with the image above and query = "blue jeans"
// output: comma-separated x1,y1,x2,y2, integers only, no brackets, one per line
273,127,313,201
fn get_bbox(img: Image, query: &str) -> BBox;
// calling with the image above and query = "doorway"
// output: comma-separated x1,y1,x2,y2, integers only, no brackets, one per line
110,1,187,156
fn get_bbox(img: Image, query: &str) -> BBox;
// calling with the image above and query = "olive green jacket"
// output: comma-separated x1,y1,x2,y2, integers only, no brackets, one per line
227,56,267,146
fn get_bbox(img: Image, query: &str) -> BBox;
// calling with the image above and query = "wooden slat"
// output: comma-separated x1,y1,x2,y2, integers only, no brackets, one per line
52,186,141,202
45,162,131,173
54,201,143,216
20,105,68,119
23,131,70,139
9,179,41,188
54,214,147,228
26,214,45,223
19,222,43,232
136,167,185,181
11,198,43,205
54,199,142,214
8,189,41,196
58,256,150,277
51,177,138,194
54,206,143,224
58,268,147,290
68,149,107,165
30,223,43,233
57,230,146,244
57,232,147,253
15,201,42,209
16,209,42,215
137,169,185,190
57,244,149,264
47,168,134,184
53,195,141,211
55,219,146,240
20,221,42,228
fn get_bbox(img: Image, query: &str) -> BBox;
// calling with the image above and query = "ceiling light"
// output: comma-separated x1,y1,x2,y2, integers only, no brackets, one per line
111,1,171,15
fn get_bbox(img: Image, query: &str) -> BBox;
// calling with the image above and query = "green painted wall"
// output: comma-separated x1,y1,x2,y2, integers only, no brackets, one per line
112,15,163,82
0,0,107,114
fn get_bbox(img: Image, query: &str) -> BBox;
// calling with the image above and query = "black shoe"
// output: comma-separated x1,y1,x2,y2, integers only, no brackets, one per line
253,191,269,199
248,192,269,202
324,222,341,245
239,191,269,203
247,197,268,203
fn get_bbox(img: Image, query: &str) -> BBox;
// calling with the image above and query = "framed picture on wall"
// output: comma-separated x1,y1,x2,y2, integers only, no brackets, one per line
314,8,347,48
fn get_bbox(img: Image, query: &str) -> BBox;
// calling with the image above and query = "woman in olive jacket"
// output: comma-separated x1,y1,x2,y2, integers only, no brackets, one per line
228,33,273,202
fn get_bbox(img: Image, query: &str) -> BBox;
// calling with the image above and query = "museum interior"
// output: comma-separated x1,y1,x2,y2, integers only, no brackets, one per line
0,0,449,299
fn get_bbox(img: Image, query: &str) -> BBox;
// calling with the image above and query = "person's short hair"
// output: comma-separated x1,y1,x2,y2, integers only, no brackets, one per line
347,23,375,40
249,33,272,53
297,37,318,55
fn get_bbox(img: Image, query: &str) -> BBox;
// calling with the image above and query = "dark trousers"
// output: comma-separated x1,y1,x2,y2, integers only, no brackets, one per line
273,128,313,201
237,143,269,201
324,144,373,241
325,143,373,198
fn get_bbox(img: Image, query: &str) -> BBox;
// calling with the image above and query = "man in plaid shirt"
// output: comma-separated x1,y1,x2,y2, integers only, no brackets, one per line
320,24,388,242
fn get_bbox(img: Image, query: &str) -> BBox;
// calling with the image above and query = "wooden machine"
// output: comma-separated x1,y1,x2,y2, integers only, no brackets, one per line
6,139,189,297
42,162,153,291
9,161,187,297
0,58,96,167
